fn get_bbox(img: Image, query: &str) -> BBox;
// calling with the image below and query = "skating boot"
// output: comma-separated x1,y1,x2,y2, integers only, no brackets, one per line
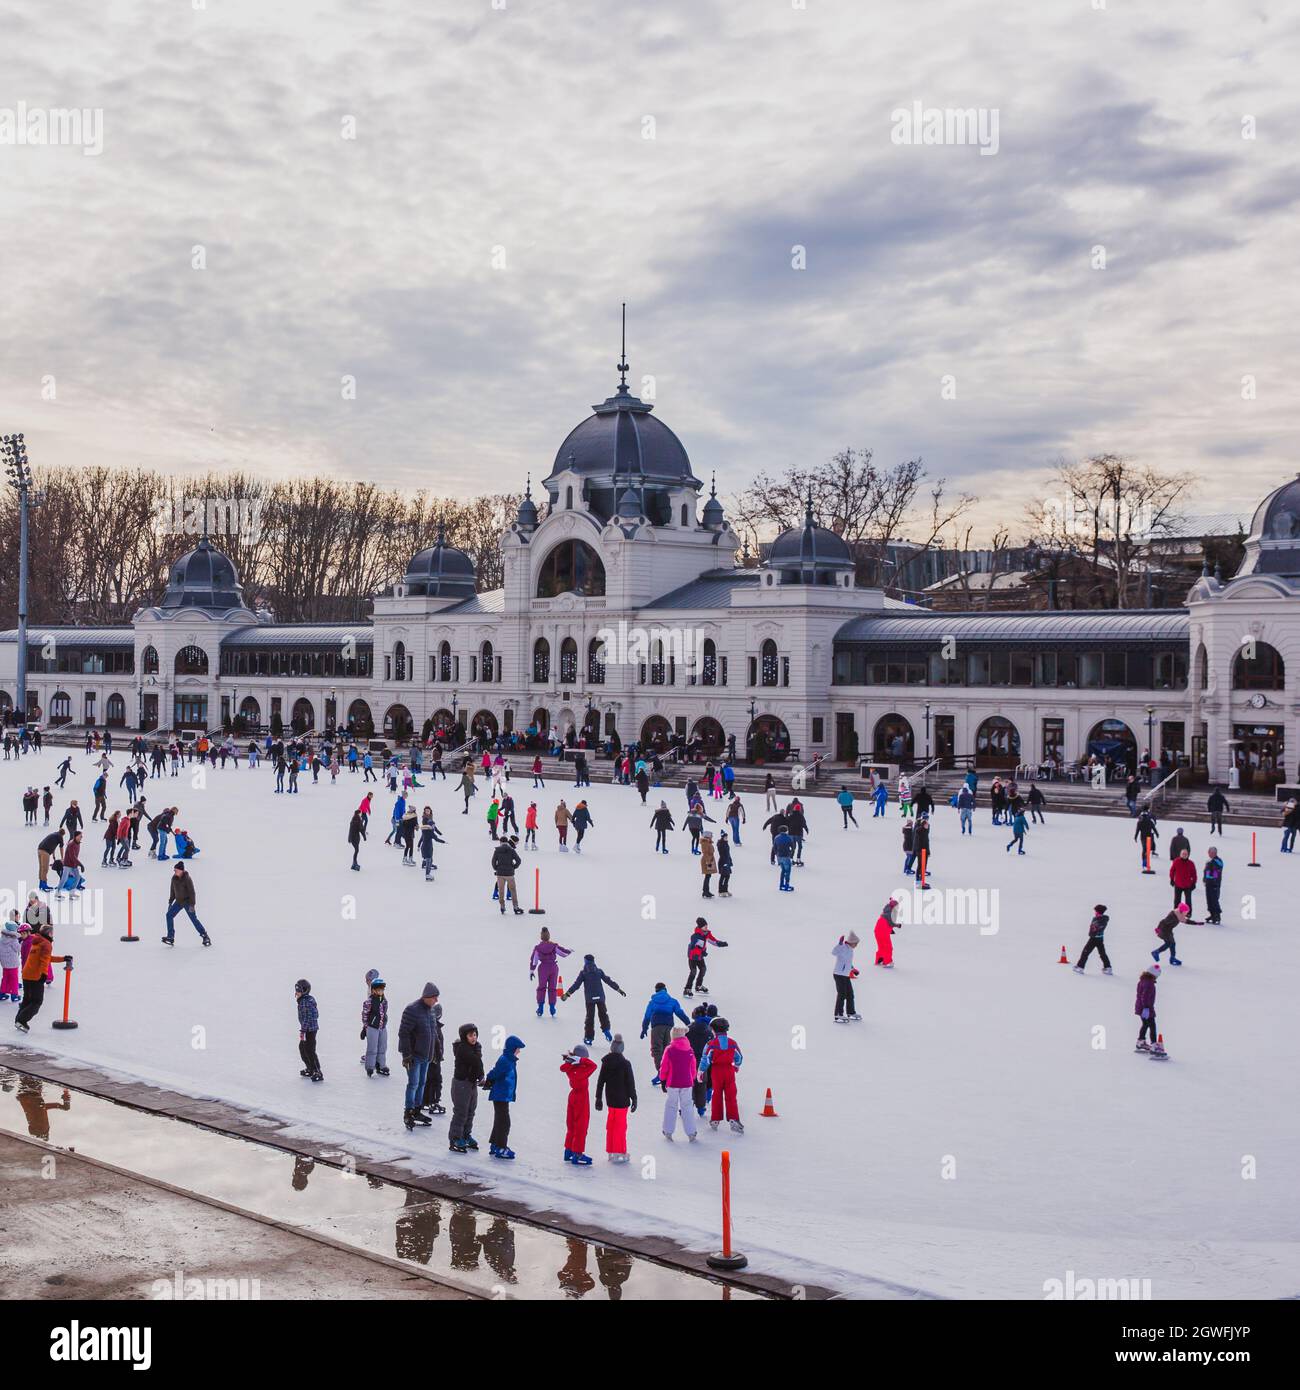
426,1103,446,1116
449,1138,468,1154
602,1029,612,1042
412,1109,432,1126
300,1068,313,1077
661,1131,675,1142
513,906,524,915
201,933,211,947
1134,1040,1151,1054
834,1015,849,1024
464,1136,479,1151
1102,967,1113,975
564,1148,574,1162
14,1020,30,1033
709,1119,720,1130
161,936,174,946
536,1004,544,1017
376,1066,390,1076
847,1012,862,1022
682,989,693,998
404,1109,416,1131
365,1066,375,1077
549,1004,556,1017
1149,1040,1169,1061
729,1119,744,1134
1072,965,1084,973
572,1152,592,1165
311,1071,324,1082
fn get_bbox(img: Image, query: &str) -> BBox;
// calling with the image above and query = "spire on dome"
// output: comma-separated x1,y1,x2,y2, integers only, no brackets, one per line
615,301,630,396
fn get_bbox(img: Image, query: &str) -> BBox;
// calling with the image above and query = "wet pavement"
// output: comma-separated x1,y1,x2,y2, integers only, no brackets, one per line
0,1066,770,1300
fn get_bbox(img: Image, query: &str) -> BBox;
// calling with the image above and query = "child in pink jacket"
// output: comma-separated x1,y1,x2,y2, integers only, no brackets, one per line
658,1028,699,1141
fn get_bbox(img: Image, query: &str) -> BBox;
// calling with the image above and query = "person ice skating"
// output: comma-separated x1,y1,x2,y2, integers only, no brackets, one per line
458,763,476,814
492,837,524,915
683,806,706,855
837,786,858,828
36,828,63,891
55,831,84,898
571,800,594,853
716,833,734,897
486,797,500,840
701,1017,744,1133
483,1034,525,1158
684,917,727,997
14,924,66,1032
295,979,323,1082
499,792,519,837
832,931,862,1020
785,800,809,865
1202,847,1224,925
956,782,974,834
873,899,896,967
773,827,795,891
561,1044,598,1164
562,954,626,1045
554,799,571,850
1027,783,1046,824
419,809,445,881
448,1023,484,1154
56,756,73,788
699,830,717,897
360,971,389,1076
658,1026,699,1141
595,1035,637,1162
1134,967,1160,1052
1,917,22,1002
347,808,366,871
398,983,440,1131
651,801,674,854
1152,905,1187,965
524,800,539,850
901,819,916,876
1073,904,1112,974
725,794,745,845
872,778,889,818
1168,826,1191,861
1135,807,1159,865
1282,798,1300,853
1006,806,1028,855
532,755,545,788
1170,847,1197,917
640,982,690,1086
531,927,572,1016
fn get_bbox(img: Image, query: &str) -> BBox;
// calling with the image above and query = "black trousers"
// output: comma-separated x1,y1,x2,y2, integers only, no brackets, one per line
1173,885,1193,911
298,1030,320,1074
718,869,731,893
422,1059,443,1109
490,1099,512,1148
1077,936,1111,970
685,958,706,992
654,830,667,851
1209,815,1224,835
1138,1014,1157,1043
583,998,611,1039
834,974,855,1017
1205,881,1222,921
15,978,46,1027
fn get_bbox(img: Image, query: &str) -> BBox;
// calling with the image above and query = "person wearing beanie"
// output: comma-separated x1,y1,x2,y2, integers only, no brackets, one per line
1152,906,1186,966
398,983,440,1131
1134,967,1160,1052
1202,847,1224,925
295,979,322,1082
595,1034,637,1162
14,922,67,1030
658,1026,699,1141
561,954,626,1046
1170,847,1198,918
640,982,691,1086
1073,905,1113,974
571,799,594,853
561,1043,598,1164
701,1017,745,1133
650,800,675,854
686,1006,714,1115
1,915,22,1002
684,918,727,998
448,1023,484,1154
491,836,524,915
359,970,389,1076
832,931,862,1021
1168,826,1191,862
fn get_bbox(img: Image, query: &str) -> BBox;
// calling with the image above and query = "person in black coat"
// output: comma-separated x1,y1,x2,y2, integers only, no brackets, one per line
1206,787,1230,836
594,1034,637,1163
347,810,366,871
562,954,626,1045
448,1022,484,1153
650,802,674,854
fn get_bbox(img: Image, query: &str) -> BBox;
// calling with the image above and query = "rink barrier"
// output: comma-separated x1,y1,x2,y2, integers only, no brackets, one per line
1248,832,1260,868
706,1150,748,1272
528,867,546,915
51,957,78,1030
1142,836,1155,874
121,886,139,943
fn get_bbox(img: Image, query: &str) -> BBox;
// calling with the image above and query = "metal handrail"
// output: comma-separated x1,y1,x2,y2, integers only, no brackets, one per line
1147,766,1181,810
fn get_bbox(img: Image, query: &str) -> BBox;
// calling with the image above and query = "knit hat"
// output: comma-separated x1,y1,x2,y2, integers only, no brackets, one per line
583,953,594,963
1094,905,1107,915
670,1026,687,1039
1176,903,1191,915
570,1042,589,1058
365,968,381,985
610,1034,625,1054
295,978,311,994
844,931,861,946
422,981,439,997
1,920,17,936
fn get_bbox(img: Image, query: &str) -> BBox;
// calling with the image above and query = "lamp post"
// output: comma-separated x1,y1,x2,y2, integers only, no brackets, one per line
3,433,35,725
1146,705,1156,784
924,701,932,762
747,696,757,763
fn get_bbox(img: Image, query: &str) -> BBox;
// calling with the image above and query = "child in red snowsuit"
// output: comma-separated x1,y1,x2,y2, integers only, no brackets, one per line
700,1018,744,1132
874,910,894,967
562,1045,598,1164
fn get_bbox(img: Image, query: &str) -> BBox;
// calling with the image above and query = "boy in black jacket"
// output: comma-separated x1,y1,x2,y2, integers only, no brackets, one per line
1073,904,1112,974
449,1023,484,1154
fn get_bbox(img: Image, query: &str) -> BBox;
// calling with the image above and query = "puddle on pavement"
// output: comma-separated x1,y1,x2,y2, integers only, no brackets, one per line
0,1067,768,1300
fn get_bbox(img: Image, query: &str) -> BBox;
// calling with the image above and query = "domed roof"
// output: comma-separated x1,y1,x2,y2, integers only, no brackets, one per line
515,475,539,531
767,496,855,575
160,535,249,611
402,523,477,598
1237,474,1300,578
701,473,725,529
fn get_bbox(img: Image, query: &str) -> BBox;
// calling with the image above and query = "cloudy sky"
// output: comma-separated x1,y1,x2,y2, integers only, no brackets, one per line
3,0,1298,538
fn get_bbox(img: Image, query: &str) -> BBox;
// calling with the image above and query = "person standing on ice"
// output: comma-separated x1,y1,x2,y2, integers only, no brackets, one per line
530,926,572,1017
701,1017,744,1133
832,931,861,1020
1006,806,1028,855
55,756,73,788
837,786,858,829
562,954,626,1045
1134,967,1160,1052
1152,905,1187,966
897,772,912,818
398,984,439,1132
658,1027,699,1142
419,809,444,881
764,772,777,812
524,800,539,850
724,793,745,845
650,801,674,854
554,799,572,851
684,917,727,997
874,899,897,967
1073,904,1112,974
1167,826,1191,862
595,1034,636,1162
492,838,524,915
1134,807,1159,865
698,830,718,897
347,808,366,872
560,1044,598,1165
448,1023,483,1154
1202,847,1224,925
531,754,545,788
482,1034,525,1159
773,827,795,891
458,763,476,814
295,979,323,1082
716,832,734,896
1169,847,1197,917
360,971,389,1076
640,982,690,1086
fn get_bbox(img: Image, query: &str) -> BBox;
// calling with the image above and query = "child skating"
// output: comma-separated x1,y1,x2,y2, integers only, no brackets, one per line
295,979,322,1082
561,1043,598,1164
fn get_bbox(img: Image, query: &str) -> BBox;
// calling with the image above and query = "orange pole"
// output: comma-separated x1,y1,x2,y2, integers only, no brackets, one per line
528,866,546,914
919,847,927,888
52,959,78,1030
121,886,139,941
720,1150,733,1257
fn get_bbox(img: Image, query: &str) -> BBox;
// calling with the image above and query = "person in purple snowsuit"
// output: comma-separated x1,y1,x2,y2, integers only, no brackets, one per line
1134,967,1159,1049
530,926,572,1017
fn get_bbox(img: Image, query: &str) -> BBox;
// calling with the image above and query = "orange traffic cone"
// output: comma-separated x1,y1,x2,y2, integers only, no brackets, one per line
1058,944,1069,964
760,1088,779,1118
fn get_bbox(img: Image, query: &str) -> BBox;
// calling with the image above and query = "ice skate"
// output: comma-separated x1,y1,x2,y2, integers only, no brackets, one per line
729,1119,744,1133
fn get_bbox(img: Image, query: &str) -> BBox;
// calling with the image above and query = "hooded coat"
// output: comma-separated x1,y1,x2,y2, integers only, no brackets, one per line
484,1036,525,1102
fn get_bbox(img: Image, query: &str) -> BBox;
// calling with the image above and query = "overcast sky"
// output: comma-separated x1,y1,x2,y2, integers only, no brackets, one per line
3,0,1298,539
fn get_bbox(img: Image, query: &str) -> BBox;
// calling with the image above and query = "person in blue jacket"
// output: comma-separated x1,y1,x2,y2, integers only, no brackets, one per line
483,1034,525,1159
773,829,795,891
640,983,690,1088
872,779,889,817
562,954,627,1045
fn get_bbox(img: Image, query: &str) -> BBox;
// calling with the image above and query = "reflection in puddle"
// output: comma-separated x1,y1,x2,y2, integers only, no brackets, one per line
0,1067,770,1300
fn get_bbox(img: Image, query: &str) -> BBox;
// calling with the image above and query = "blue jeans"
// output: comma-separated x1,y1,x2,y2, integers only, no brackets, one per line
1283,828,1296,852
165,903,206,939
959,809,972,834
404,1057,430,1110
778,856,792,888
727,817,740,844
157,830,170,859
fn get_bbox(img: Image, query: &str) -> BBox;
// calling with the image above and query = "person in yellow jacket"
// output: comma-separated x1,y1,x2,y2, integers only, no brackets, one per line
699,831,718,898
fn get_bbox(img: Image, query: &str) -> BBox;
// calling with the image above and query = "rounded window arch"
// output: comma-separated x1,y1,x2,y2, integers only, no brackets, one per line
701,637,718,686
238,696,262,727
480,640,494,683
175,645,208,675
105,693,127,728
384,704,413,740
975,715,1021,768
1087,718,1136,771
691,716,725,756
536,540,606,598
438,640,452,683
532,637,550,683
50,691,72,726
141,645,159,675
873,714,913,760
347,699,374,737
471,709,499,739
760,638,779,687
587,637,605,684
640,714,672,750
748,714,791,762
1233,640,1284,691
392,640,407,682
291,698,315,733
559,636,578,684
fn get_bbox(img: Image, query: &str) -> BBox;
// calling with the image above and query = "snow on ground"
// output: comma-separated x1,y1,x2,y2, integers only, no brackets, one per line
3,748,1298,1298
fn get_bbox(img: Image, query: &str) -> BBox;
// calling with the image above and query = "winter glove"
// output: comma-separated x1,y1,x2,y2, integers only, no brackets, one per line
639,1029,647,1040
529,972,535,982
630,1100,637,1113
1141,1008,1151,1020
594,1099,603,1111
360,1028,367,1041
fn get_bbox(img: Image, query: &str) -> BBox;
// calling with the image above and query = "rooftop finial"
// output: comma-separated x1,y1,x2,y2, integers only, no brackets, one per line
436,514,446,546
804,485,814,528
524,472,532,499
616,301,629,393
710,471,717,499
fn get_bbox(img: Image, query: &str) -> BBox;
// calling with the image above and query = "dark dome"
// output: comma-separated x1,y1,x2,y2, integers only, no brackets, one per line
545,382,698,489
768,508,855,574
160,536,249,611
403,525,477,598
1238,474,1300,577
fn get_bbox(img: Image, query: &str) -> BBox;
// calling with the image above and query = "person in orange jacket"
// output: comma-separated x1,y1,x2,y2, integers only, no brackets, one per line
524,801,539,850
15,924,68,1032
561,1043,598,1165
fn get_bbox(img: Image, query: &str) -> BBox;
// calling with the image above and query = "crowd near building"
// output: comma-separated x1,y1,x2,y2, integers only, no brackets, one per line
4,363,1299,791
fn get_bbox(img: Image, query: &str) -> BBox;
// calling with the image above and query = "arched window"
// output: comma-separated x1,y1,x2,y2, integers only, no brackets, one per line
587,637,605,685
565,486,573,510
105,693,127,728
533,637,550,683
701,638,717,687
1233,641,1284,690
559,637,578,684
681,503,689,526
141,645,159,675
393,641,407,682
760,639,779,688
348,699,374,737
649,636,666,685
536,540,606,598
480,641,494,683
384,704,413,740
975,715,1021,768
291,698,315,733
439,640,452,683
174,645,208,675
50,692,72,725
873,714,913,760
238,696,261,726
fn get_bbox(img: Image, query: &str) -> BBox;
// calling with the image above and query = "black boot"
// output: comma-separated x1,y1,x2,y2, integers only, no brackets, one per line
403,1109,415,1131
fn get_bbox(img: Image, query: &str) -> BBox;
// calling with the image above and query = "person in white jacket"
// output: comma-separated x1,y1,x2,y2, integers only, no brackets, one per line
832,931,861,1022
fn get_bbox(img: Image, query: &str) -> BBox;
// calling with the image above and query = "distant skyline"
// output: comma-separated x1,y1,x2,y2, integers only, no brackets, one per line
3,0,1299,541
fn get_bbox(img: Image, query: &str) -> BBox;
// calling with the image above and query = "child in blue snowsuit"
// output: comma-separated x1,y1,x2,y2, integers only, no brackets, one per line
872,781,889,817
483,1035,525,1158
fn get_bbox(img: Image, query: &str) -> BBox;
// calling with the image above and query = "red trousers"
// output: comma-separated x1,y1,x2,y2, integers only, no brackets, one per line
604,1106,629,1155
709,1070,739,1122
565,1092,590,1152
875,923,893,965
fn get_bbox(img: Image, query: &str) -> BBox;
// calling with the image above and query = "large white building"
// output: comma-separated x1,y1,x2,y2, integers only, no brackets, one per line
3,367,1298,789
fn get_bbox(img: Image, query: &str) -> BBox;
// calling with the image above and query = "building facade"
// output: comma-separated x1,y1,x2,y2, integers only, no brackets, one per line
3,369,1297,787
